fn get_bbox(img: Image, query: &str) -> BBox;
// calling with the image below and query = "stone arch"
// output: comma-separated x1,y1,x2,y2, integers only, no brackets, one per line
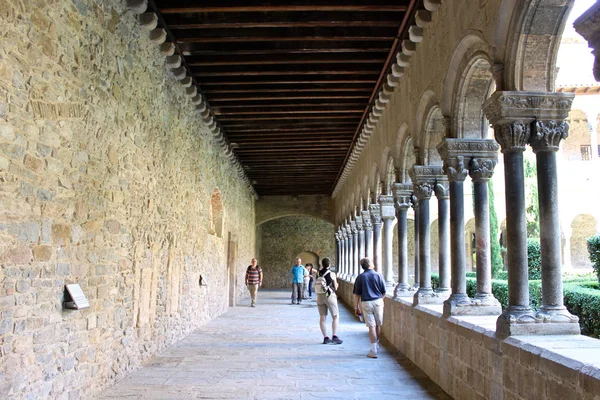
209,188,224,238
383,152,396,195
571,214,597,267
422,107,446,166
400,136,416,183
394,123,409,167
296,251,319,271
415,90,438,161
500,0,575,91
362,175,370,207
445,33,496,139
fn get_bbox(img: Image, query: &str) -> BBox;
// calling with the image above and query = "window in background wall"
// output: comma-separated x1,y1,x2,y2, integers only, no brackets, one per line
581,145,592,161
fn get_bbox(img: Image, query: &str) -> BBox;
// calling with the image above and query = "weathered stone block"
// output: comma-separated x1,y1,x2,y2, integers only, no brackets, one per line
24,154,45,173
33,245,53,261
51,224,71,245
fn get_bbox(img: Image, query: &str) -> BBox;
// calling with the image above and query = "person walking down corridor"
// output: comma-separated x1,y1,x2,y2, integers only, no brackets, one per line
304,263,314,299
315,258,342,345
245,258,263,307
290,258,307,304
353,257,386,358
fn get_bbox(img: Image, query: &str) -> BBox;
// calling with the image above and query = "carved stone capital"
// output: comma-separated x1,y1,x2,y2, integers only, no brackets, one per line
413,182,433,201
530,120,569,153
434,181,450,199
574,1,600,81
409,165,444,183
350,220,357,235
469,157,497,182
355,215,364,231
369,204,382,225
393,183,412,210
442,156,468,182
379,195,395,220
410,195,419,210
494,121,530,152
361,210,372,229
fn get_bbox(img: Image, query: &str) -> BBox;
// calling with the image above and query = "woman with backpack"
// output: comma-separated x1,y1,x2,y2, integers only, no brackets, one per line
315,258,342,344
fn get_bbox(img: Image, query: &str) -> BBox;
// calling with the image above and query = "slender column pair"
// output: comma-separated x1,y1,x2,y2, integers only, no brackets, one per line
438,138,502,316
362,209,374,261
369,203,383,272
484,91,579,335
393,183,414,298
355,214,365,279
409,166,446,305
349,219,358,280
380,194,396,286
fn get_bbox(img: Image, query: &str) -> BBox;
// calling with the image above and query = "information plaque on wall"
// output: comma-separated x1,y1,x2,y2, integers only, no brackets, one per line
64,284,90,310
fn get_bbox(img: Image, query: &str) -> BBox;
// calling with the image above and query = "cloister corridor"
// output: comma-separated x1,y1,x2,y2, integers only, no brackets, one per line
95,290,450,400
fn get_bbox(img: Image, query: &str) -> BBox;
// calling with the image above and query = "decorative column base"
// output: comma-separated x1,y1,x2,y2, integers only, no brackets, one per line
496,306,580,336
393,283,414,299
413,288,445,306
443,294,473,317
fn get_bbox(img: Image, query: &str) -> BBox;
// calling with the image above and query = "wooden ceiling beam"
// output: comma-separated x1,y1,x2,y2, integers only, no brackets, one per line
160,6,408,14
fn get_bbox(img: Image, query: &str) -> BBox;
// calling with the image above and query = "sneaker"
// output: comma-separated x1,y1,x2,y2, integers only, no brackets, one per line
322,337,332,344
331,336,343,345
367,350,378,359
250,303,255,307
291,302,297,305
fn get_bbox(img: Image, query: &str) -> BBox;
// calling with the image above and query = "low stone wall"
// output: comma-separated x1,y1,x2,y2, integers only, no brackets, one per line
337,281,600,400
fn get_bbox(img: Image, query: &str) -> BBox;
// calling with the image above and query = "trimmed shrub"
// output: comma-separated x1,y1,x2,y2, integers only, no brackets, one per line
563,282,600,338
527,239,542,280
586,234,600,284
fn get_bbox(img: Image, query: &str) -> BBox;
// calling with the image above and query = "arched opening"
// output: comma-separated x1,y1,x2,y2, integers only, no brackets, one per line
571,214,597,268
423,107,445,166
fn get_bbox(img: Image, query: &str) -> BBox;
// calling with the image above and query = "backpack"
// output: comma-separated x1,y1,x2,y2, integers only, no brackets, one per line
314,270,331,296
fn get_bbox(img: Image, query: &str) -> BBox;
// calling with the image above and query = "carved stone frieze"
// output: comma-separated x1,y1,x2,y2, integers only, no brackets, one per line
361,210,372,229
393,183,412,210
469,157,497,182
483,91,574,125
379,195,395,220
494,121,530,152
529,120,569,153
409,165,444,182
369,204,382,225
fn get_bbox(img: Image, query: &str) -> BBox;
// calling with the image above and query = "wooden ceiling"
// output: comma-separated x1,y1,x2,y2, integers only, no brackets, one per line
150,0,418,196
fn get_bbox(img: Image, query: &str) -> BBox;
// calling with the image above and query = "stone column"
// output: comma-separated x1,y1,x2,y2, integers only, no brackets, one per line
380,194,396,286
469,148,502,315
370,203,383,272
410,166,443,305
362,209,374,261
393,183,414,298
345,222,352,280
434,179,450,296
356,214,365,262
335,231,341,272
411,195,420,288
529,101,579,333
574,1,600,82
350,218,359,281
438,140,471,316
483,91,550,334
342,226,349,279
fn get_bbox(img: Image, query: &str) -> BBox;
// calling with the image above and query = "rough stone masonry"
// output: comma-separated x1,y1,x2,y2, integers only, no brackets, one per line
0,0,256,398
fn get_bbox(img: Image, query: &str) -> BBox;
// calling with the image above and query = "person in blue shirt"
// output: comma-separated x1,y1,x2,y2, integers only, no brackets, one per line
290,258,308,304
353,257,386,358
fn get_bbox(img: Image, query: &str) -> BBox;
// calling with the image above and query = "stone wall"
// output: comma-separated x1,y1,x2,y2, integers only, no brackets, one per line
336,281,600,400
0,0,255,398
257,216,335,289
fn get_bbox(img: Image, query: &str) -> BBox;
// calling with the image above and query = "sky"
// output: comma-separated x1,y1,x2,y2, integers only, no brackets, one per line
556,0,597,87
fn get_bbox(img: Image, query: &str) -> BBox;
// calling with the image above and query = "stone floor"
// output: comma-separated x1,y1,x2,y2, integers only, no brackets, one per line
95,290,452,400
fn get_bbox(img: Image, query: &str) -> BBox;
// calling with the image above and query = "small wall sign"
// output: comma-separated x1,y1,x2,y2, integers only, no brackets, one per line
63,284,90,310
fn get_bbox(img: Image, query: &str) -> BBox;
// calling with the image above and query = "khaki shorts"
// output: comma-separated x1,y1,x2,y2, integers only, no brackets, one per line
361,298,384,327
317,293,339,317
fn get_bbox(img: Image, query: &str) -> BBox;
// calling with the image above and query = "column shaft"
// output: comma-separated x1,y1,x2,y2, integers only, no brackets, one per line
373,223,382,272
383,217,395,285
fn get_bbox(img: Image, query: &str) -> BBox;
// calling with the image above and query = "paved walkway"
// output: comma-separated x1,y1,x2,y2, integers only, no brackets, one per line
96,290,451,400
